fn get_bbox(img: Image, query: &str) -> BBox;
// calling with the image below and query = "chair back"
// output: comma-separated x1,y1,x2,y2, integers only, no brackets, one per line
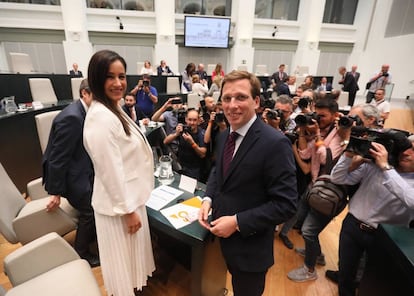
207,64,216,75
70,77,84,100
29,78,58,104
35,110,61,154
166,77,181,94
338,91,349,108
0,163,26,244
9,52,34,74
187,93,200,109
255,64,268,76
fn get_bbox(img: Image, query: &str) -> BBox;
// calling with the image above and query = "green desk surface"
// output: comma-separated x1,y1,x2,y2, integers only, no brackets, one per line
146,174,210,246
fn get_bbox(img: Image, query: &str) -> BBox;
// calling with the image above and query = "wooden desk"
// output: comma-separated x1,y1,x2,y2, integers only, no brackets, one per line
359,224,414,295
147,175,227,296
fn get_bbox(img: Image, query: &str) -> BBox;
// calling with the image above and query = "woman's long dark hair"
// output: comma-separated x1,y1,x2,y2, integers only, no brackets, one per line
88,49,131,135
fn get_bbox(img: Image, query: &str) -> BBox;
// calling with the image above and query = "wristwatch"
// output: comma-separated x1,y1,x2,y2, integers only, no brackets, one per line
382,164,394,171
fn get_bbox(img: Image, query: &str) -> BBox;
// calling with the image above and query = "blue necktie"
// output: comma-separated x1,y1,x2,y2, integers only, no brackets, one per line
223,132,238,176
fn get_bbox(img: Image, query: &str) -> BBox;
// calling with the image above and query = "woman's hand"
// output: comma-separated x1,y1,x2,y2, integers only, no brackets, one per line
125,211,142,234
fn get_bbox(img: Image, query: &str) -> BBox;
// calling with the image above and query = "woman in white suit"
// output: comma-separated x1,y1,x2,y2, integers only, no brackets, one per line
83,50,155,296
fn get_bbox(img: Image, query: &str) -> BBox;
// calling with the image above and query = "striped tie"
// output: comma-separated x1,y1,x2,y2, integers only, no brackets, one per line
222,132,239,176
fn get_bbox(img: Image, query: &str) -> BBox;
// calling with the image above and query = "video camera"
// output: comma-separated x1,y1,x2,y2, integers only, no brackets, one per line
346,127,412,166
294,112,319,126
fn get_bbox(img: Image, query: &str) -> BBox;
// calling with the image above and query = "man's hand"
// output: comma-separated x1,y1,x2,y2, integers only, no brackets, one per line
369,142,389,169
209,215,238,238
198,201,211,230
46,195,61,212
125,211,142,234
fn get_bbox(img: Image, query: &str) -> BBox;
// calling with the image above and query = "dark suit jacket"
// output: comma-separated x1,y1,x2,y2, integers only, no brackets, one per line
340,72,359,94
276,83,291,96
42,100,93,207
157,65,173,76
270,71,288,89
317,83,333,92
122,104,147,125
205,118,297,272
69,70,83,78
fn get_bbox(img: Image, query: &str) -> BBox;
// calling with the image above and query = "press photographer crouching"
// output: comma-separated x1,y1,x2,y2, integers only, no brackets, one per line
330,130,414,296
163,109,207,180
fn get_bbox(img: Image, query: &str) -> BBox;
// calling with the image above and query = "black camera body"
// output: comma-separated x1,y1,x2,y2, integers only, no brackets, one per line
382,72,389,77
262,98,276,109
294,112,319,126
215,111,225,123
285,131,299,144
346,127,412,166
182,125,192,134
174,108,187,124
266,109,283,120
298,96,311,109
338,115,363,128
143,80,150,87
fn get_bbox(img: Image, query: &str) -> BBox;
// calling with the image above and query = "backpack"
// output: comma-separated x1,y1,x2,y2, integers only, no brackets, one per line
305,147,348,217
305,174,348,217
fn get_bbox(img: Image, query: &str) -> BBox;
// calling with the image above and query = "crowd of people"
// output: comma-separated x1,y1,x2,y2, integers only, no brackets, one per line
44,54,412,296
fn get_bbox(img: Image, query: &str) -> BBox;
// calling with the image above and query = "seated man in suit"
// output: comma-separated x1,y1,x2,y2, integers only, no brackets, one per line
198,70,297,296
122,92,149,126
42,79,99,267
69,63,83,78
317,77,332,92
157,60,173,76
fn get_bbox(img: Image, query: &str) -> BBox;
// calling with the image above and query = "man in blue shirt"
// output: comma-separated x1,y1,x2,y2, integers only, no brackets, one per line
130,74,158,117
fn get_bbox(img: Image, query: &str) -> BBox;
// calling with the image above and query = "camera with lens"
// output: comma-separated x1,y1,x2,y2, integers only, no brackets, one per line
294,112,319,126
261,97,276,109
266,109,283,120
142,80,150,87
338,115,363,128
298,96,311,109
346,127,412,166
214,111,225,123
285,131,299,144
382,72,389,77
174,108,187,124
182,125,192,134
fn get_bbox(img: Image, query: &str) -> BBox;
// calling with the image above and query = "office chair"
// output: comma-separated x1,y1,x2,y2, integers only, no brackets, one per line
34,110,61,154
166,76,181,94
0,162,78,246
70,77,84,100
9,52,34,74
3,232,101,296
28,78,58,105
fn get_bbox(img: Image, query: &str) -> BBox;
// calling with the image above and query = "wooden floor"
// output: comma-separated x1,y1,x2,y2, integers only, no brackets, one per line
1,104,412,296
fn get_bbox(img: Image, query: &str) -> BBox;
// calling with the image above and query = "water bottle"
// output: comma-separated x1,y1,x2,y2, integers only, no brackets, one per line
158,155,174,185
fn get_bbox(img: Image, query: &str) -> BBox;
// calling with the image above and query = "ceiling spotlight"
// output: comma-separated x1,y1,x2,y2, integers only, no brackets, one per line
116,16,124,30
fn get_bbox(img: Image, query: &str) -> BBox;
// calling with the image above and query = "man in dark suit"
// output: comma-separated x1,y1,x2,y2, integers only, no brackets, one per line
122,92,148,126
276,76,291,96
338,66,359,106
156,60,173,76
317,76,333,92
42,79,99,267
270,63,288,92
198,71,297,296
69,63,83,77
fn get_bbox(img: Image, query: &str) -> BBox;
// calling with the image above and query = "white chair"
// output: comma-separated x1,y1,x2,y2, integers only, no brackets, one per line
9,52,34,74
255,64,268,76
3,232,101,296
187,93,201,110
136,61,144,74
166,76,181,94
337,91,349,108
0,163,77,246
207,64,216,75
237,65,248,71
70,78,84,100
34,110,61,154
29,78,58,105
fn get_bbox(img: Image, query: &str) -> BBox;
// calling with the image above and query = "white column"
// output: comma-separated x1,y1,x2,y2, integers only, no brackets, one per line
154,0,178,75
292,0,325,75
60,0,93,76
229,0,255,72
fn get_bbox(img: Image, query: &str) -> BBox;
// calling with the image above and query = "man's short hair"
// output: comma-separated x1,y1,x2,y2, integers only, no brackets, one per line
142,74,150,80
221,70,261,99
354,104,381,122
79,79,90,98
315,97,338,113
276,95,293,106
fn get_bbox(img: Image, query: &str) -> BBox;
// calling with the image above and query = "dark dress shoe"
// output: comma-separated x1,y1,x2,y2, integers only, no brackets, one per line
325,270,339,283
279,234,294,249
83,254,100,268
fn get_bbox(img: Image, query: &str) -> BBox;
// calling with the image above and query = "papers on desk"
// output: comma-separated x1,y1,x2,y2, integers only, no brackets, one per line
160,196,203,229
146,185,183,210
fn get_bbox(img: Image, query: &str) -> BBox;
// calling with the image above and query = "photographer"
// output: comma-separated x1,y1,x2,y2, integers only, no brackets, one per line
130,74,158,117
288,98,351,283
366,64,392,103
331,133,414,296
163,109,207,180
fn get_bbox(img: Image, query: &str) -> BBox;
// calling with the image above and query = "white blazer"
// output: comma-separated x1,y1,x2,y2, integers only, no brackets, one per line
83,101,154,216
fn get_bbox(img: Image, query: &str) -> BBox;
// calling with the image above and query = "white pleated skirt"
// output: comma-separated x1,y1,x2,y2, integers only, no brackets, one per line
95,206,155,296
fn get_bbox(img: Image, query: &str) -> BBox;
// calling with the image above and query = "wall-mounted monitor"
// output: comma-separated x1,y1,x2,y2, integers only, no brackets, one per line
184,16,231,49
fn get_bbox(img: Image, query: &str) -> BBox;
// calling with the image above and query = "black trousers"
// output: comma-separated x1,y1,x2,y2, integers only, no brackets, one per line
365,91,375,103
348,91,357,107
67,193,97,258
227,264,267,296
